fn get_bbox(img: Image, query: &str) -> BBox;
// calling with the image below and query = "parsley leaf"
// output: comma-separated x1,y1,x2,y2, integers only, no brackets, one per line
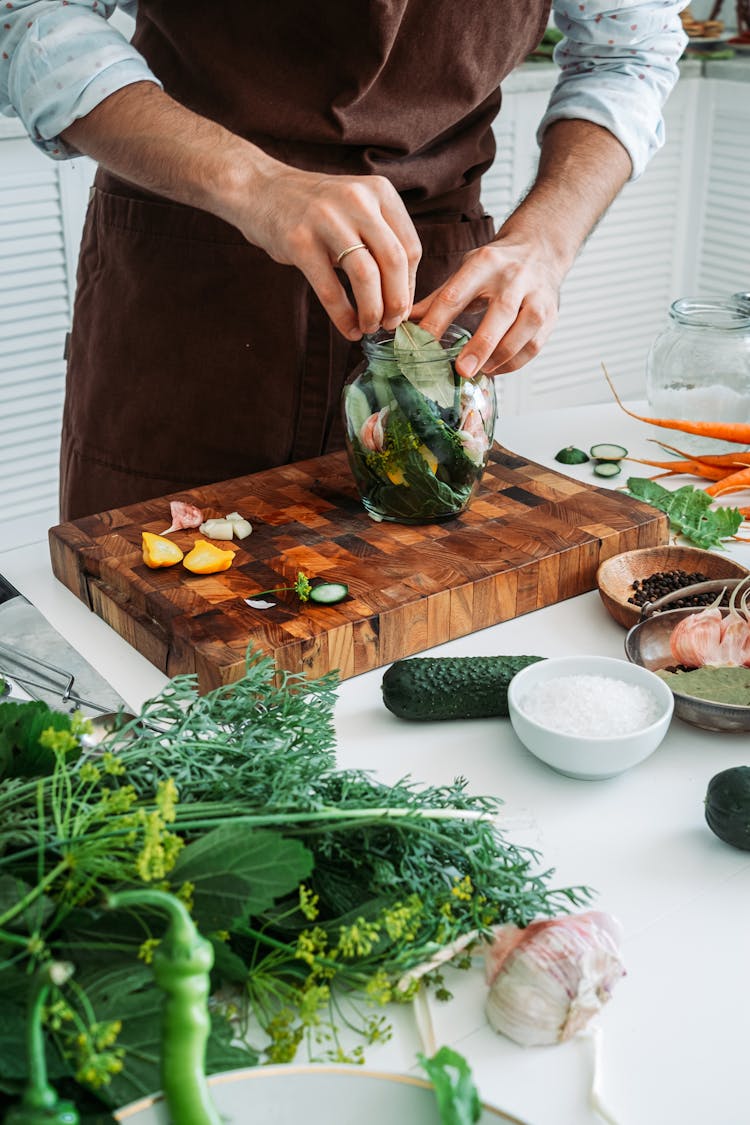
626,477,743,550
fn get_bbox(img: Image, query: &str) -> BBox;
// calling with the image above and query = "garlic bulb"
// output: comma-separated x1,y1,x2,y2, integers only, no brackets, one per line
484,911,625,1047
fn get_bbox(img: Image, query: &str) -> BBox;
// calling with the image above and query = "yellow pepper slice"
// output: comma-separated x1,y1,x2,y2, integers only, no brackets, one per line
183,539,235,574
417,444,438,474
142,531,184,568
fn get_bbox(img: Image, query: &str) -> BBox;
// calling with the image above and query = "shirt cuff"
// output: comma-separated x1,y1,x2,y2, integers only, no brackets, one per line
538,64,681,181
9,15,161,159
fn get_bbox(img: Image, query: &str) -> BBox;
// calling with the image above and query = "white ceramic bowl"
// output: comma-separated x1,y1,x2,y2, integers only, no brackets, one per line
114,1065,528,1124
507,655,674,780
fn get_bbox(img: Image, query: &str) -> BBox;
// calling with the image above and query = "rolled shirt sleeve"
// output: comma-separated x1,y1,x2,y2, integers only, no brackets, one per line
0,0,161,159
540,1,690,179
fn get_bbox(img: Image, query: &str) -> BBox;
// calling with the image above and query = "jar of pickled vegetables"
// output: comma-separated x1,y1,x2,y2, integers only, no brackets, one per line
645,296,750,453
342,323,496,523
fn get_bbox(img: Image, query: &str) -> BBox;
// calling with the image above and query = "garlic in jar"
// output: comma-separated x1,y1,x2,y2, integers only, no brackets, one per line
484,911,625,1047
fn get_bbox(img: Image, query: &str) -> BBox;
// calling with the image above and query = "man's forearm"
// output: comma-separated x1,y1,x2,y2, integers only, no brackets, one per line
495,118,633,272
61,81,275,232
61,80,421,341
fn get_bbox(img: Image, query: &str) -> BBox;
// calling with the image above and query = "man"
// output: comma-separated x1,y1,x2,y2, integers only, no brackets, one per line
0,2,688,519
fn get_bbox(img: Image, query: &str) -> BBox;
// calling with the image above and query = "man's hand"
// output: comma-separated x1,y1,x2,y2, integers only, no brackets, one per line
414,119,633,379
243,165,421,342
412,235,564,377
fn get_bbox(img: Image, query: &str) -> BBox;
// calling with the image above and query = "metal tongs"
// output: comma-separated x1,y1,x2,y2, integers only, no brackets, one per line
0,639,123,715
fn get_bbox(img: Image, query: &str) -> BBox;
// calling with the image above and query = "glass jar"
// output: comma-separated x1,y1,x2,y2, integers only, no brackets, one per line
341,324,496,523
645,296,750,453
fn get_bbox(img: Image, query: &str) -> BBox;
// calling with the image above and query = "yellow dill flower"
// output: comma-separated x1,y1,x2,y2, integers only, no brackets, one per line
451,874,473,902
364,969,393,1006
102,751,126,776
79,762,102,785
177,881,195,911
298,884,320,921
156,777,179,822
138,938,161,964
337,917,381,959
295,926,329,967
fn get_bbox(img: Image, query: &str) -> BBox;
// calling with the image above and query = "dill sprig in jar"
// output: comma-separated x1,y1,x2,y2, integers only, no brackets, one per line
342,322,496,524
646,296,750,454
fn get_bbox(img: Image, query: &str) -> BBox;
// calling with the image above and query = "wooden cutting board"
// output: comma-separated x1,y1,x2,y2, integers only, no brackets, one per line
48,447,668,692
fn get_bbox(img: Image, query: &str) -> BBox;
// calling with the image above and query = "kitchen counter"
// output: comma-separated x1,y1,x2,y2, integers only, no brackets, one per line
2,401,749,1125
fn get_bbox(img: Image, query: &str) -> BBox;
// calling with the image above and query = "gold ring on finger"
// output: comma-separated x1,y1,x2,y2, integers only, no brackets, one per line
336,242,368,266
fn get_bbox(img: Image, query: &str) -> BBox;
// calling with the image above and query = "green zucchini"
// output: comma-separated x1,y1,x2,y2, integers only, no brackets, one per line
555,446,589,465
381,655,545,721
705,765,750,850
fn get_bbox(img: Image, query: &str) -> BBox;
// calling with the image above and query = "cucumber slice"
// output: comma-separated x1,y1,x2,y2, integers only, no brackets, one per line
309,582,349,605
554,446,589,465
589,443,628,461
593,460,622,478
344,383,372,439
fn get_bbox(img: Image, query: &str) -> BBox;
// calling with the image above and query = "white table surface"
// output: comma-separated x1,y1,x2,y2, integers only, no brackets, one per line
2,401,749,1125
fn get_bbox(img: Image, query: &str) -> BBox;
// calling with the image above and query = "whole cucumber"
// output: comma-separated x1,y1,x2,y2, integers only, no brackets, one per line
382,655,545,721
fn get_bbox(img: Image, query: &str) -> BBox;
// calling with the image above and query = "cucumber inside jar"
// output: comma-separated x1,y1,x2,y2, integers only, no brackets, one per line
342,324,497,524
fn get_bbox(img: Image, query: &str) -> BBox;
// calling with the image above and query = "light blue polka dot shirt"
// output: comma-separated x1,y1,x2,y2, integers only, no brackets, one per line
0,1,688,179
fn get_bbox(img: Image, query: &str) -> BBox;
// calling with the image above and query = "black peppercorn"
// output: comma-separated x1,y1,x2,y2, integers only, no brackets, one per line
627,569,717,609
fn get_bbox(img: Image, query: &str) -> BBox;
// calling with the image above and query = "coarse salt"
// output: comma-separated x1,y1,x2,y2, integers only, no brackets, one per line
519,674,661,737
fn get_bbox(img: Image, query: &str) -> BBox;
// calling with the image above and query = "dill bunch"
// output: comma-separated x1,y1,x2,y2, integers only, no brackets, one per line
0,647,589,1114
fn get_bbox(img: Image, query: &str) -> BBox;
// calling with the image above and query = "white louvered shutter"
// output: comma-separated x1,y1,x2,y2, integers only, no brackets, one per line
694,79,750,297
0,124,93,551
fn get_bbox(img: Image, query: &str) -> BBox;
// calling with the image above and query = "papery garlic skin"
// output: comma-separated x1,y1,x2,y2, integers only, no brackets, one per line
484,911,625,1047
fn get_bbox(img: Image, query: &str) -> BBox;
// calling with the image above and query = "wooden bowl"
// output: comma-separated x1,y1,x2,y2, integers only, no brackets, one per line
596,546,749,629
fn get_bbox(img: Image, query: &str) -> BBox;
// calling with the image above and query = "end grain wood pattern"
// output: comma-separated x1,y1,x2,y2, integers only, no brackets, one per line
48,448,668,691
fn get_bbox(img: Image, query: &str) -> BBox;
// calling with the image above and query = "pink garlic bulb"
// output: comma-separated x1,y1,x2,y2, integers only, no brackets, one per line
484,911,625,1047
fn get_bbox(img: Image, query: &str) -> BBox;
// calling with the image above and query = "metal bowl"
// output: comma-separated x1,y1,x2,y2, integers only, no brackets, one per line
624,604,750,733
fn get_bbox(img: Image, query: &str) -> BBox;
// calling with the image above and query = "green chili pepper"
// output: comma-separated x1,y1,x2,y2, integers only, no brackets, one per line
3,962,80,1125
107,889,221,1125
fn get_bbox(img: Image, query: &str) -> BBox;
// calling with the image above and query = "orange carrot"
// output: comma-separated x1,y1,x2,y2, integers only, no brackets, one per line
649,439,750,469
625,456,730,481
705,466,750,497
602,365,750,445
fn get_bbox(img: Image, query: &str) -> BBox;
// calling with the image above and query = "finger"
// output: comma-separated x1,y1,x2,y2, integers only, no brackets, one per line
481,303,557,375
378,194,422,314
305,248,364,341
417,243,501,340
335,242,386,335
449,295,523,377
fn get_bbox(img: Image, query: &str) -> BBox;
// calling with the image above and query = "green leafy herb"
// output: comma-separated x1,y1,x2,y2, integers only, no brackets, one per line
0,702,89,780
394,322,455,410
656,666,750,706
419,1046,481,1125
0,647,589,1117
626,477,744,549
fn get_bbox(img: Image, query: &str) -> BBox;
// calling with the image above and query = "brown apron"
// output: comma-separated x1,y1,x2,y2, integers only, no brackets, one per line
61,1,551,520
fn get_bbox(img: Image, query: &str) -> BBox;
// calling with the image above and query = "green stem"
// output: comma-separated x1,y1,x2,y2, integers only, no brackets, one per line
0,807,490,870
107,889,221,1125
0,860,69,928
3,962,80,1125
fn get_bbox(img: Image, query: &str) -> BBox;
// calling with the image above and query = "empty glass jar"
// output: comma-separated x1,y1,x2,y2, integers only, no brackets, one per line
646,295,750,453
342,324,496,523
